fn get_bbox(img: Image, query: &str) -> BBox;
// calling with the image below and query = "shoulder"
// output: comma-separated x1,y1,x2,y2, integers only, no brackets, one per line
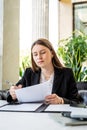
55,67,74,76
62,67,73,73
24,67,40,75
55,67,73,73
61,67,75,80
25,67,33,73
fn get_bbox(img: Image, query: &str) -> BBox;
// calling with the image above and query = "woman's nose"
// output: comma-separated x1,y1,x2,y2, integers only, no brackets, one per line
37,53,42,59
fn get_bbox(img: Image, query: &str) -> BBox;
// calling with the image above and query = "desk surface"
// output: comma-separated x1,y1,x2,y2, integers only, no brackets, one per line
0,112,87,130
0,100,87,130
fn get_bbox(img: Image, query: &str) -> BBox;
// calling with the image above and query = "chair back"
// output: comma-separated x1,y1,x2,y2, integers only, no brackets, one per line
77,82,87,104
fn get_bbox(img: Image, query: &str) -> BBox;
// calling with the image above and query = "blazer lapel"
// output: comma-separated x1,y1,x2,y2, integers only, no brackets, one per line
52,67,64,93
31,70,41,85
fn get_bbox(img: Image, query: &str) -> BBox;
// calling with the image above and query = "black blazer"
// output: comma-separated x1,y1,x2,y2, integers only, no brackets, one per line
7,67,80,103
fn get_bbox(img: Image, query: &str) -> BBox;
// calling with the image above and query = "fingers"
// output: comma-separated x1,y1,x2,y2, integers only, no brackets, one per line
11,92,17,100
9,86,17,100
9,85,22,100
45,94,64,104
17,84,22,89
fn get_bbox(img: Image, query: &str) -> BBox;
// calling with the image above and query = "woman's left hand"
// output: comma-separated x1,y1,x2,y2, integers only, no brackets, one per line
45,93,64,104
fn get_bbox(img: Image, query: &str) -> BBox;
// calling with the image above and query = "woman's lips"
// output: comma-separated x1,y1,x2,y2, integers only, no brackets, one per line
37,61,44,64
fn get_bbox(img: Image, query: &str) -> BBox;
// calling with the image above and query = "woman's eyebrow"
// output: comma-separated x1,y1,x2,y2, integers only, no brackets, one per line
33,49,46,53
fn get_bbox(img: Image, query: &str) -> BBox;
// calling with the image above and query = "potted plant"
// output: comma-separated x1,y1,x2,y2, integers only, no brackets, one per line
19,55,31,78
57,30,87,82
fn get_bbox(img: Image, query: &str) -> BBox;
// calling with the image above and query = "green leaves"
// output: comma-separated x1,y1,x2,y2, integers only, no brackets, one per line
19,55,31,78
57,30,87,82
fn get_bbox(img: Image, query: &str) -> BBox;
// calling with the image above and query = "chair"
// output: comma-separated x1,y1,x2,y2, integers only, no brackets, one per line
76,82,87,90
0,90,8,100
76,82,87,104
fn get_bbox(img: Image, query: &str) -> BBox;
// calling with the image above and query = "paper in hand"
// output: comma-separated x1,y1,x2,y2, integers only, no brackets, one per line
15,81,52,103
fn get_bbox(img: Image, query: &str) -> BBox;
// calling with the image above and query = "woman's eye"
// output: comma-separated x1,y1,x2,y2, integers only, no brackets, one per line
41,51,46,54
33,53,37,56
33,51,46,57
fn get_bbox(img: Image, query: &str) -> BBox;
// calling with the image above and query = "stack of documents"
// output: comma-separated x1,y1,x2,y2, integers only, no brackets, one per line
0,102,42,112
0,101,87,116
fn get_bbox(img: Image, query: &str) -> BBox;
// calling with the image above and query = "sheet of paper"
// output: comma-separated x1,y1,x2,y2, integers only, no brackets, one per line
45,104,71,112
0,103,42,112
15,81,52,103
0,100,8,107
45,104,87,113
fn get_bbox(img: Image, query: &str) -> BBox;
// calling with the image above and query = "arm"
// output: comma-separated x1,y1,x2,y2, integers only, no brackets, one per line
45,68,81,104
62,68,80,104
7,68,32,103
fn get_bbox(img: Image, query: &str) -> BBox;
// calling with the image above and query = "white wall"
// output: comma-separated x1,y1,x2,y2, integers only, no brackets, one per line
0,0,3,89
49,0,58,50
59,0,72,40
2,0,20,89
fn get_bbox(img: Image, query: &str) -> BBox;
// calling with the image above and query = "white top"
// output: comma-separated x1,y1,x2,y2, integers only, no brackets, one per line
40,72,54,83
40,72,54,93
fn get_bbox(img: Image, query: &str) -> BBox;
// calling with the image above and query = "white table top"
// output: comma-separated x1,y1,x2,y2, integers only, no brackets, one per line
0,112,87,130
0,100,87,130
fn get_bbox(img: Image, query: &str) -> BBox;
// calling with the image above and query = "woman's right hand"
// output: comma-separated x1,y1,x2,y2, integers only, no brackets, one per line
9,85,22,100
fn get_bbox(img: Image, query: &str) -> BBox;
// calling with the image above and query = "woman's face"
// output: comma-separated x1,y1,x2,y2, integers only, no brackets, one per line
32,44,53,69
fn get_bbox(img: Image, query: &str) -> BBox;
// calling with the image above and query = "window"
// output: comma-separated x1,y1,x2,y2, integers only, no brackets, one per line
73,2,87,34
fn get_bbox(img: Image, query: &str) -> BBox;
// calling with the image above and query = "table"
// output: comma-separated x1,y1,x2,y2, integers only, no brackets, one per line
0,111,87,130
0,100,87,130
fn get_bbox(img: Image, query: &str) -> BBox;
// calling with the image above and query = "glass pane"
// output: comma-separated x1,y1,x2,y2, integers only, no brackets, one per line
73,2,87,34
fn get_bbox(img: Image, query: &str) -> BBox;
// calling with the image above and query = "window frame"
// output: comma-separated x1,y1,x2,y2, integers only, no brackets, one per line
73,1,87,33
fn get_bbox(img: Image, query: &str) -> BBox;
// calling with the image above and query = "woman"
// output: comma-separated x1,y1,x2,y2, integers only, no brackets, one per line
7,38,80,104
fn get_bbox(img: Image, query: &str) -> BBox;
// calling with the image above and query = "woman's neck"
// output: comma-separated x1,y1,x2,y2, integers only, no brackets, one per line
41,66,54,80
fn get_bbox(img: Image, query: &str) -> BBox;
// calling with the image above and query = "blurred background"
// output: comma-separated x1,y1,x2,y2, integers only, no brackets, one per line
0,0,87,89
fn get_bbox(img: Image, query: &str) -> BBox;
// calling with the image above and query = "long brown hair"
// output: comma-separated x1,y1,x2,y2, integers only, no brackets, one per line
31,38,64,71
